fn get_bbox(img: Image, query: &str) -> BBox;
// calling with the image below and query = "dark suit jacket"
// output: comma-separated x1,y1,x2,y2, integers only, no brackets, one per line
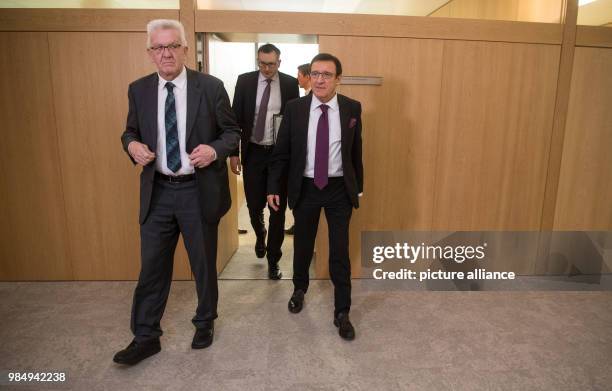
267,94,364,209
231,71,299,163
121,68,241,224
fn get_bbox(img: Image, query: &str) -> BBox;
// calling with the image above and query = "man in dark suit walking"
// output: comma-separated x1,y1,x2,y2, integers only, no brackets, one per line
230,44,299,279
267,53,363,341
114,19,240,365
284,63,312,236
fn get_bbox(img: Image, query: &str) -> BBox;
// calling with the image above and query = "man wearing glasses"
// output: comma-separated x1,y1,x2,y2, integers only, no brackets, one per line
267,53,364,341
115,19,240,365
231,44,299,279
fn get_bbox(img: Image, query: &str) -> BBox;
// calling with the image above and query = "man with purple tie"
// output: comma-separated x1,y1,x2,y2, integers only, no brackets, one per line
267,53,364,341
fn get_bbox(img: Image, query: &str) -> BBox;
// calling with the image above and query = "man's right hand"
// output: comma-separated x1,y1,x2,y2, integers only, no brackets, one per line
230,156,241,175
128,141,156,166
267,194,280,211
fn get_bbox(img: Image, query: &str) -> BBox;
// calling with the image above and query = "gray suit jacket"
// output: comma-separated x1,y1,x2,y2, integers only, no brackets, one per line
121,68,240,224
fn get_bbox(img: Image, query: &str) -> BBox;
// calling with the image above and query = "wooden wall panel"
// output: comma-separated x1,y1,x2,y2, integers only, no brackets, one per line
430,0,563,23
553,47,612,230
195,10,562,44
47,32,193,280
576,25,612,48
516,0,564,23
0,32,72,280
0,9,179,32
216,168,238,273
433,41,560,231
316,36,445,277
538,0,577,231
179,0,197,69
446,0,519,21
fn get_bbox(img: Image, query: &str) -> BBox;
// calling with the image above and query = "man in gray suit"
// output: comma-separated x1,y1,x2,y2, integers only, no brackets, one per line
114,19,240,365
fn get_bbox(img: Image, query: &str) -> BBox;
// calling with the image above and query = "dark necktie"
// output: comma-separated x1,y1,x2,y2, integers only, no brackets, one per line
165,82,181,173
314,104,329,190
253,78,272,142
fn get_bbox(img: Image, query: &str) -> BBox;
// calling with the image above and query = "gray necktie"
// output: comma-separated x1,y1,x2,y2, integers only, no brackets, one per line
253,78,272,142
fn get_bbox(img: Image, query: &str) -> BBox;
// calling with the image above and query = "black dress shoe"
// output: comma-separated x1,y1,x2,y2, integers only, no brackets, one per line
288,289,305,313
255,231,267,258
284,225,295,235
268,264,283,280
334,312,355,341
113,338,161,365
192,322,214,349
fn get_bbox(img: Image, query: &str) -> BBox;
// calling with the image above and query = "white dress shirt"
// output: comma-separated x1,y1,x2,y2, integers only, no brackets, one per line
155,66,194,175
304,94,343,178
251,71,281,145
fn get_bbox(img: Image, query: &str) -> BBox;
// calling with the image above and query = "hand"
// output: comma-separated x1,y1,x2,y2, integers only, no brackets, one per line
230,156,242,175
267,194,280,211
128,141,155,166
189,144,216,168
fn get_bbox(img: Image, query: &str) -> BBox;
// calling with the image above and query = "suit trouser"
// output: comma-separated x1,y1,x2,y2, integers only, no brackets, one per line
242,143,287,265
292,177,353,317
131,177,218,342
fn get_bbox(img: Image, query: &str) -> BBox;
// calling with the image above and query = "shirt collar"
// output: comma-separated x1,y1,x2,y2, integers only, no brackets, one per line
310,93,339,112
158,66,187,90
258,71,279,83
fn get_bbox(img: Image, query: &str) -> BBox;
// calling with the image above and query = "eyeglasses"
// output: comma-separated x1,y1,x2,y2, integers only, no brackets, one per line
310,71,335,80
258,61,279,69
149,43,182,54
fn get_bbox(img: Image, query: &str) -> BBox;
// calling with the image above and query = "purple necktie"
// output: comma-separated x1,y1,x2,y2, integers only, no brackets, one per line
314,104,329,190
253,78,272,142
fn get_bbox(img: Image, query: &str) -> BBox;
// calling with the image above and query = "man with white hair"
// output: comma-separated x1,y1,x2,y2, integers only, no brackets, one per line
114,19,240,365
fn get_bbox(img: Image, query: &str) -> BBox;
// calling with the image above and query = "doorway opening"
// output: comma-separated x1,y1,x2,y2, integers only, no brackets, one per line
204,33,319,279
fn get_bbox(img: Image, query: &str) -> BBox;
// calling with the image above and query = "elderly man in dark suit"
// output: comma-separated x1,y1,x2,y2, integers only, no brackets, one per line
114,19,240,365
230,44,299,279
267,53,364,341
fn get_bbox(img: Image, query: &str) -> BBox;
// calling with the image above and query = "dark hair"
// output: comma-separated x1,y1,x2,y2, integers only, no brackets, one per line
297,63,311,76
258,43,281,56
310,53,342,76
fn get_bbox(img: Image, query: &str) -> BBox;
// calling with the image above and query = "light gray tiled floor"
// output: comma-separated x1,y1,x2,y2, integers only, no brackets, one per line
1,280,611,390
220,201,317,280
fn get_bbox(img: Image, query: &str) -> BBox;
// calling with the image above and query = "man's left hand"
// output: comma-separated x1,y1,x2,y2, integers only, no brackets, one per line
189,144,217,168
267,194,280,211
